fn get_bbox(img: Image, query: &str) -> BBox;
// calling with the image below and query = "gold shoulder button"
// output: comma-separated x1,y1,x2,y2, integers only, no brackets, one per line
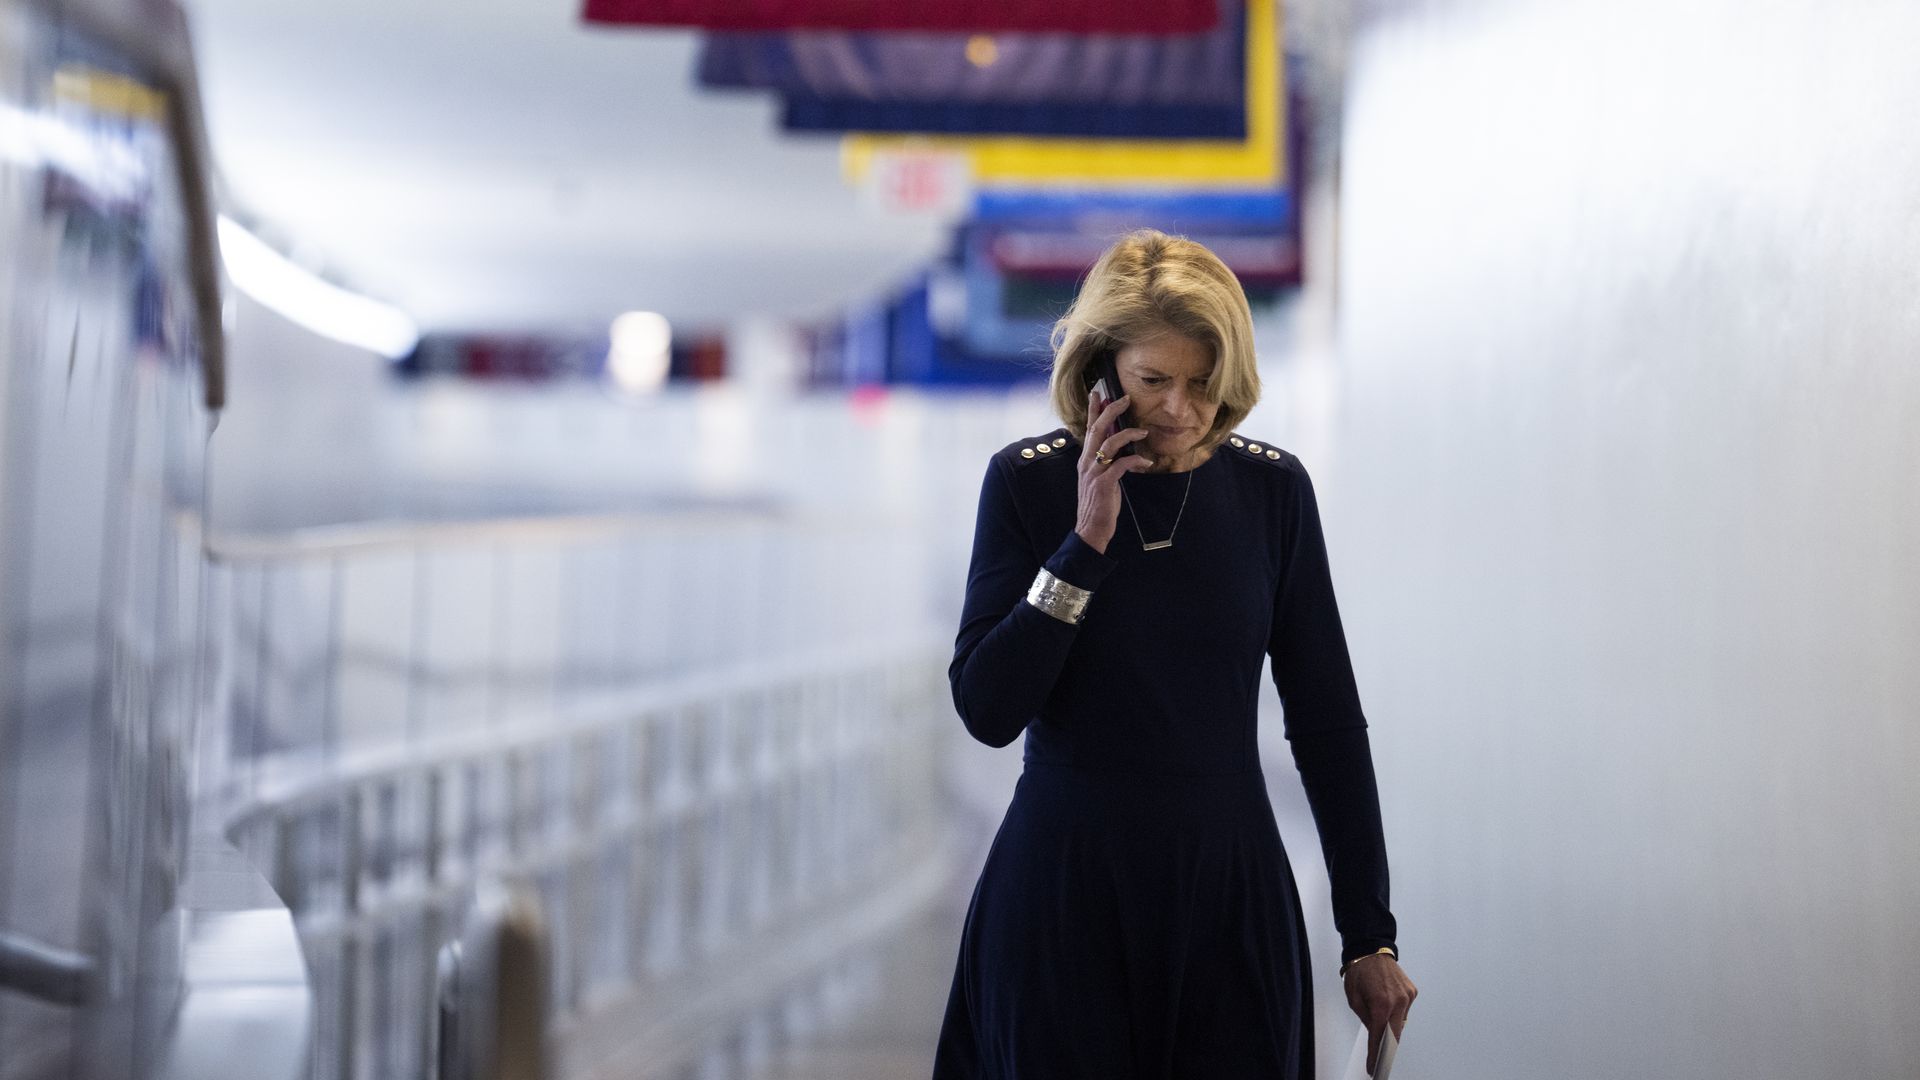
1228,438,1290,466
1008,430,1074,467
1227,434,1287,467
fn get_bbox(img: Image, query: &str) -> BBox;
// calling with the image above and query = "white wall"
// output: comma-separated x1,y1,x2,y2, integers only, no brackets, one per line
209,289,395,530
1327,1,1919,1076
209,289,1060,536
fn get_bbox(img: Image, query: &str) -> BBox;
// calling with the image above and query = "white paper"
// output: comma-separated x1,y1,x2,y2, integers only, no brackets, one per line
1341,1026,1400,1080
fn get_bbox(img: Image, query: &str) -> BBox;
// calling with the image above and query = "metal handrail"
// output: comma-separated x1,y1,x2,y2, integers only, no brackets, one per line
218,633,939,842
196,507,920,564
0,931,95,1007
219,643,948,1080
197,498,954,1080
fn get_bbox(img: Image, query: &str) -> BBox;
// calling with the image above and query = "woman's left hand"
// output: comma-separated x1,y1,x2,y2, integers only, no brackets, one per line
1344,954,1418,1075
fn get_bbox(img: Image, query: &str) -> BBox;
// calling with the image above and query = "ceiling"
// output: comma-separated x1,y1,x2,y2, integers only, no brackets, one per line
185,0,955,334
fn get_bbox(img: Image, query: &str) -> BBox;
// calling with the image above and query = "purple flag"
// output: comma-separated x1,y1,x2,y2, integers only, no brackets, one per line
778,95,1243,138
587,0,1219,33
697,3,1243,114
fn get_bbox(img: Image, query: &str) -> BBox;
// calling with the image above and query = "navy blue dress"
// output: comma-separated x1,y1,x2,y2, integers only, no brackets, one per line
932,428,1399,1080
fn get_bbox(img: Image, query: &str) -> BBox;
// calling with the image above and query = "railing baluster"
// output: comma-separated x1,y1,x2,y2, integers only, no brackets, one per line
199,510,954,1080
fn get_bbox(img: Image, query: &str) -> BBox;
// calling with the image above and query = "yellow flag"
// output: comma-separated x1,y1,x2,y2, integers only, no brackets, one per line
841,0,1283,188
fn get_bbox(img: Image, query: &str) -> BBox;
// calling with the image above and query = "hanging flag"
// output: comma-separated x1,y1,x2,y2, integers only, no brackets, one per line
783,97,1243,138
585,0,1218,34
699,12,1240,104
698,6,1244,137
984,229,1298,284
971,188,1293,229
841,0,1280,186
957,219,1298,356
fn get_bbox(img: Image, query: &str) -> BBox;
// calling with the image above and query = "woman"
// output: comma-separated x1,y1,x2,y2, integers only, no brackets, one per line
932,230,1416,1079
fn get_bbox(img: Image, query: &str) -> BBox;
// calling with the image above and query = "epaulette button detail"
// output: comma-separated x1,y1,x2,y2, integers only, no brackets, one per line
1265,449,1280,460
1021,448,1036,459
1052,437,1067,448
1247,443,1263,454
1229,437,1245,448
1036,442,1052,454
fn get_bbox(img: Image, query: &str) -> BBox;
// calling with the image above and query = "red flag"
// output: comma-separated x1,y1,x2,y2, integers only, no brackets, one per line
583,0,1217,34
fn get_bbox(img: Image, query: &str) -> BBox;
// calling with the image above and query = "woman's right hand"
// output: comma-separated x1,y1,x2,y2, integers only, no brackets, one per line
1075,388,1153,554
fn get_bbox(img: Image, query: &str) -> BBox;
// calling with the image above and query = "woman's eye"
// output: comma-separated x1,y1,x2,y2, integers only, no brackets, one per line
1142,377,1165,386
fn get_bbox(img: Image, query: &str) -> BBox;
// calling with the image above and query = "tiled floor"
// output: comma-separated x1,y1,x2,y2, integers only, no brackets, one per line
737,786,1005,1080
744,897,963,1080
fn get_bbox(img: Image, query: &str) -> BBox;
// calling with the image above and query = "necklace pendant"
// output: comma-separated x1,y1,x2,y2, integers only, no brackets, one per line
1121,468,1194,554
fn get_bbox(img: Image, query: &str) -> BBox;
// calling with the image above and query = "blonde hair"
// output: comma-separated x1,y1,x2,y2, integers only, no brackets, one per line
1047,229,1261,450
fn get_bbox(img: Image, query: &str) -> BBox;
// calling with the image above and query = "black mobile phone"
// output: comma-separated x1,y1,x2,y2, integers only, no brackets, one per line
1087,351,1139,458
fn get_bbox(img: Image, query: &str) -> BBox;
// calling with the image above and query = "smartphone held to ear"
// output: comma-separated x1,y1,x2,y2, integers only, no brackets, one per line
1088,352,1140,459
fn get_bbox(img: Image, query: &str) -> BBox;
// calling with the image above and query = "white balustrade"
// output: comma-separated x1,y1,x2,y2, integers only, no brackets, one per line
204,511,954,1080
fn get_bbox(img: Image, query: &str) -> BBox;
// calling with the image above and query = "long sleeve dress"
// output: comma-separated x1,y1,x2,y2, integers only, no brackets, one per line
931,427,1399,1080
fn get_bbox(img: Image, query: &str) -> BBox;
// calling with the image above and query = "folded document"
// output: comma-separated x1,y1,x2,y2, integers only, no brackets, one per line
1341,1025,1400,1080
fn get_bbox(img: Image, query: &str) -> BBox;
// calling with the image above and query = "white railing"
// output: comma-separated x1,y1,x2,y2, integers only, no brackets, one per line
199,509,956,1080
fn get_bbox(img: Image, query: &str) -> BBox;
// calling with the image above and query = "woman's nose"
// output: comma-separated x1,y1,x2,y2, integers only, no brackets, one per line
1163,385,1191,419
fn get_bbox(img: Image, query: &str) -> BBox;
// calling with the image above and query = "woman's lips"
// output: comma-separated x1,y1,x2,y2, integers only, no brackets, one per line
1146,424,1190,437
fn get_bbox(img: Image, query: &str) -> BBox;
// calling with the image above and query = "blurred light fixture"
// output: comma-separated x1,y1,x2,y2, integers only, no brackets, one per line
216,216,419,358
0,102,147,200
965,35,999,68
607,311,672,393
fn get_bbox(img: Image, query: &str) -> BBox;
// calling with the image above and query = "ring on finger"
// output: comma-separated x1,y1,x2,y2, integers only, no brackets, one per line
1093,450,1112,465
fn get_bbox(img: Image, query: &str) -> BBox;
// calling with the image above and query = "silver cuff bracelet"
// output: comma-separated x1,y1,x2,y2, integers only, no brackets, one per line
1025,569,1093,625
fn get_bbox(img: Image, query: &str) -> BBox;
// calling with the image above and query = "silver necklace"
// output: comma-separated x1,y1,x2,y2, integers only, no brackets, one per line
1121,467,1195,552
